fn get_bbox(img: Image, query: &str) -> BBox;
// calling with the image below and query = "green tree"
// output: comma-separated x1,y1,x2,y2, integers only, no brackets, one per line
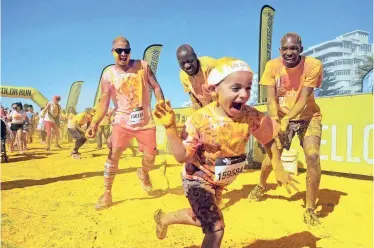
358,56,373,91
319,67,343,96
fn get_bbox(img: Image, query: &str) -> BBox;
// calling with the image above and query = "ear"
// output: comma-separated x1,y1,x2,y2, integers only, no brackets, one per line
300,46,304,53
208,85,217,95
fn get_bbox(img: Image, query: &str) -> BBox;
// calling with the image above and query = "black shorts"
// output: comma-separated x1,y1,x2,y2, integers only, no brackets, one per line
183,177,224,234
10,123,23,131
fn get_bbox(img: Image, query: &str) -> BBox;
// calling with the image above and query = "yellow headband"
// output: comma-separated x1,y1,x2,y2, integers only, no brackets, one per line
208,57,253,85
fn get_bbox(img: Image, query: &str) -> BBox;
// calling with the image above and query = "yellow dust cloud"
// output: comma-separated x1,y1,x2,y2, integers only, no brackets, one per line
1,140,373,248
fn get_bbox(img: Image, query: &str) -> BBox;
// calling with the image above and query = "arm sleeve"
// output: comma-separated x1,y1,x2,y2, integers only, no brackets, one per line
259,61,276,86
180,71,191,93
303,61,323,88
249,109,280,145
182,116,201,159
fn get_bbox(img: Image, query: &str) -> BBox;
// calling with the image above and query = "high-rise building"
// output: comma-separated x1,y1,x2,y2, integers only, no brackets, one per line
302,30,372,96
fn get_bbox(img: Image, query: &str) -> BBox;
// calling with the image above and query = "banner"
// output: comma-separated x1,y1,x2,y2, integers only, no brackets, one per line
65,81,84,113
258,5,275,104
93,64,114,106
251,94,374,176
0,85,49,108
143,44,163,103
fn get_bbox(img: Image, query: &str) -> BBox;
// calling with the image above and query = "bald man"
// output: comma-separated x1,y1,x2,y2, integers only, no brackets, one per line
86,36,165,210
248,32,323,226
177,45,216,109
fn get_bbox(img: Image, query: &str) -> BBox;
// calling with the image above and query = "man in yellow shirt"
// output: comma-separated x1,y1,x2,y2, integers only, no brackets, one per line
248,33,323,226
68,108,95,159
177,45,215,109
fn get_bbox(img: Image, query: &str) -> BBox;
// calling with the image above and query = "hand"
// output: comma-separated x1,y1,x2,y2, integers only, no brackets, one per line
274,164,299,194
153,100,176,128
280,117,290,133
85,124,98,138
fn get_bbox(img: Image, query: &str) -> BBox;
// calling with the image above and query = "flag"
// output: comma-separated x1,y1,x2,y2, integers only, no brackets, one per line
143,44,163,103
258,5,275,104
65,81,84,112
93,64,114,106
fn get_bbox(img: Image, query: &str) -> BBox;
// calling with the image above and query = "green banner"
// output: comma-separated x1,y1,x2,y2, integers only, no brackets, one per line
66,81,84,112
143,44,163,103
258,5,275,104
93,64,114,106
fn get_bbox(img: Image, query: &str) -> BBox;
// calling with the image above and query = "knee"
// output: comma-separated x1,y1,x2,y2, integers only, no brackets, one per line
143,153,156,165
261,156,272,169
305,147,320,166
108,148,122,162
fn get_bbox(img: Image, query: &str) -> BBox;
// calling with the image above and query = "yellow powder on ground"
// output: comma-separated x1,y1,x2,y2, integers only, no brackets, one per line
1,141,373,247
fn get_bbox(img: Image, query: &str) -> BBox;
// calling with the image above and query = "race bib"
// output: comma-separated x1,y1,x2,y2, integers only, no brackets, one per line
214,154,246,186
129,107,144,125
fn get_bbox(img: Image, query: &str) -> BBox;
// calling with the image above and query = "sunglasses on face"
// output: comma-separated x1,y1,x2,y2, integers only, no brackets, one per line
114,48,131,55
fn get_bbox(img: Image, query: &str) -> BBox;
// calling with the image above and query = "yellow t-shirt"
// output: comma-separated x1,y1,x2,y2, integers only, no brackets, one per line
182,102,279,186
68,112,90,129
179,56,216,107
260,56,323,121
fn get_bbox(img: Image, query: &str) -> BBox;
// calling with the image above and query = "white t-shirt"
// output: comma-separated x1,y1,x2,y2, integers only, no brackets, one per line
37,112,45,130
10,110,26,124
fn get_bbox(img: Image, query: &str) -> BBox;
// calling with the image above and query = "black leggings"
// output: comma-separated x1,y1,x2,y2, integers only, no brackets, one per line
68,128,87,153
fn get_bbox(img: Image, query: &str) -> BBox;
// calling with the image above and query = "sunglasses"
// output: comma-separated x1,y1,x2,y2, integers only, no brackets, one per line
114,48,131,55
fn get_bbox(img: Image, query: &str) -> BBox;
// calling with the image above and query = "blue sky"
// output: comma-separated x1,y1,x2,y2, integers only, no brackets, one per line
1,0,373,112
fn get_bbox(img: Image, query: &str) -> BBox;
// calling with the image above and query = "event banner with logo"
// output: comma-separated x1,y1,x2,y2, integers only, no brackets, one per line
93,64,114,106
252,94,374,176
65,81,84,113
0,85,49,108
143,44,163,103
258,5,275,104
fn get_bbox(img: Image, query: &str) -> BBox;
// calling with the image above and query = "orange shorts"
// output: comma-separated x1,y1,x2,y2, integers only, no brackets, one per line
110,126,157,155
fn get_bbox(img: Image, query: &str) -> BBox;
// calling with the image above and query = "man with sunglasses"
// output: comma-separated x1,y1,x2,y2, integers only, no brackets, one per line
177,45,216,110
248,32,324,226
86,36,165,211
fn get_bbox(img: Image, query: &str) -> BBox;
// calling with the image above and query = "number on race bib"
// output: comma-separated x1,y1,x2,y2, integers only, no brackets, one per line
129,108,144,125
214,155,246,186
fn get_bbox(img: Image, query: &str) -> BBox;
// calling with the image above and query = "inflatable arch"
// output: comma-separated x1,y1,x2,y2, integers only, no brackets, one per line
0,85,49,108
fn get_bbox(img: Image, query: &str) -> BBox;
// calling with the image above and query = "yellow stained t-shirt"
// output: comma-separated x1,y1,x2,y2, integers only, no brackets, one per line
68,112,90,129
182,102,279,186
260,56,323,121
179,56,216,107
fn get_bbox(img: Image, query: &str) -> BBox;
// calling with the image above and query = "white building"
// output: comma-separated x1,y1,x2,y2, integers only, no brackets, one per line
181,100,192,108
248,74,258,106
302,30,372,96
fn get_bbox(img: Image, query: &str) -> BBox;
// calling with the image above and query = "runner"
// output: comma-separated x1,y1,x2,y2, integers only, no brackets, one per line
247,33,323,226
177,44,216,110
68,108,96,159
94,99,111,150
66,107,77,143
8,102,28,154
26,105,35,143
153,57,298,247
36,108,47,144
85,36,165,210
41,96,63,151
